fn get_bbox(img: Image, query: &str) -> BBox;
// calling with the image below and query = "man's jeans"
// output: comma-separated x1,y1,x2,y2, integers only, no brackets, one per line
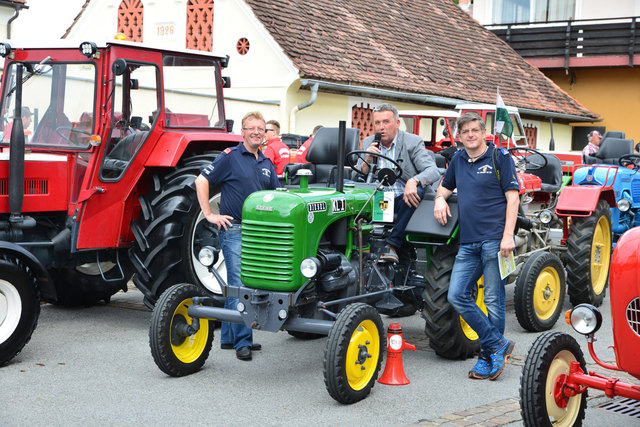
218,226,253,350
447,240,507,352
387,186,425,249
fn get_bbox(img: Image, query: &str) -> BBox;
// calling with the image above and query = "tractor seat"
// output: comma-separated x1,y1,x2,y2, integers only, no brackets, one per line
586,137,634,165
526,153,562,194
284,127,360,186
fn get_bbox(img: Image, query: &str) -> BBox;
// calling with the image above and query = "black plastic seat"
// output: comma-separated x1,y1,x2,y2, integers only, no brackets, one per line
526,153,563,193
585,137,634,165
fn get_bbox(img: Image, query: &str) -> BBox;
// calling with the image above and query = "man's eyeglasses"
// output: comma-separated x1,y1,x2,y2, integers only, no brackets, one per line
460,128,483,136
243,127,265,133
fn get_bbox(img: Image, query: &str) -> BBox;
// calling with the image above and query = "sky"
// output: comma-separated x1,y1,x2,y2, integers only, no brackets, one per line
11,0,87,40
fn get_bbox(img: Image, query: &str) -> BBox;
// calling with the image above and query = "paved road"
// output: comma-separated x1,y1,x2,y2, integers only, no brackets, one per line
0,284,637,426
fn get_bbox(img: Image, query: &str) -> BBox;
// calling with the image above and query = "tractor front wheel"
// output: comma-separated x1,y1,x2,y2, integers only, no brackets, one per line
149,283,213,377
422,244,482,359
0,260,39,366
514,252,566,332
323,303,385,404
520,331,587,427
565,199,612,306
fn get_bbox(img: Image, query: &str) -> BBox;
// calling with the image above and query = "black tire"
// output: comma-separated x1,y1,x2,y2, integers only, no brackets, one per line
514,252,566,332
565,199,612,307
421,244,481,359
520,331,587,427
149,283,213,377
130,153,225,307
48,252,131,306
323,303,385,404
0,259,39,366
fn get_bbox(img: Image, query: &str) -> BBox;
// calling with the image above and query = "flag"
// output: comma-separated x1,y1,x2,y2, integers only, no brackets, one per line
495,90,513,138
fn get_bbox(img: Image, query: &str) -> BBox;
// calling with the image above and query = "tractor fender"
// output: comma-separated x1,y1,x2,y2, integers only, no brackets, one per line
0,241,56,303
144,132,243,168
405,194,459,240
555,186,616,217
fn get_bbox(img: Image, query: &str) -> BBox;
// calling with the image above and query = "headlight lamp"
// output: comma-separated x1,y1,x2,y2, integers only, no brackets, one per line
198,246,217,267
617,198,631,212
539,209,553,224
300,257,321,279
569,304,602,335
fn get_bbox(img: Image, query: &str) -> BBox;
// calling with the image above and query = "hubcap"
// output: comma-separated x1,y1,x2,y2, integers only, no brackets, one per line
590,216,611,295
534,267,561,320
0,279,22,343
346,319,380,390
191,193,226,294
170,299,209,363
545,350,582,426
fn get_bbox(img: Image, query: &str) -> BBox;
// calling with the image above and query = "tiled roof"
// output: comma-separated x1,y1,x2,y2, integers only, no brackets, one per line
246,0,597,119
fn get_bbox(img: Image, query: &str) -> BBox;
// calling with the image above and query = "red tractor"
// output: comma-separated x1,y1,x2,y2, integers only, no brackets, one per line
520,226,640,426
0,40,240,366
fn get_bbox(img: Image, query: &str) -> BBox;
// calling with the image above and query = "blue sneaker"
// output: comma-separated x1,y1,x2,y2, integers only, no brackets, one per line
468,351,492,379
489,340,515,380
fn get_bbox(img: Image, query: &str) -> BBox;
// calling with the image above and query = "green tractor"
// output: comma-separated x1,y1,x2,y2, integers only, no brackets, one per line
149,123,474,403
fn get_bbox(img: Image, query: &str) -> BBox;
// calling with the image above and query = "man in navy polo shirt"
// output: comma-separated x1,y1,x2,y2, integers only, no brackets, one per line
433,112,519,380
195,111,279,361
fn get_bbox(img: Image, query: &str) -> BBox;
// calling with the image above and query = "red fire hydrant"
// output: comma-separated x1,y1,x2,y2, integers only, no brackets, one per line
378,323,415,385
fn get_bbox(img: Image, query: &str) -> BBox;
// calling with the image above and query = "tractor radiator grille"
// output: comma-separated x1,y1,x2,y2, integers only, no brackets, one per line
632,180,640,202
0,178,48,195
241,220,296,287
627,297,640,337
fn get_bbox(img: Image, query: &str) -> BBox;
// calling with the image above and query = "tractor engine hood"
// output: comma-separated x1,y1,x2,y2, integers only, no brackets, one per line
0,152,69,213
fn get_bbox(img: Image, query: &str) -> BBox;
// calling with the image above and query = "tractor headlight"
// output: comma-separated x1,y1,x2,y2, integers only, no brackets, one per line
617,198,631,212
198,246,217,267
568,304,602,335
300,257,321,279
539,209,553,224
0,42,12,57
79,41,98,58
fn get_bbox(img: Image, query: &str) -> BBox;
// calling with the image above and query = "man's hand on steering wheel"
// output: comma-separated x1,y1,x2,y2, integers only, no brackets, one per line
346,150,402,184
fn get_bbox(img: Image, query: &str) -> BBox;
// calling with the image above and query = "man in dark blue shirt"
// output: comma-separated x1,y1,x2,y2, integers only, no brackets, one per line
433,112,519,381
195,111,279,361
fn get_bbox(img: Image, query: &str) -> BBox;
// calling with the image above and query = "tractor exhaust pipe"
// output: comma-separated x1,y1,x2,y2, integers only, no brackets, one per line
9,64,25,225
336,120,345,193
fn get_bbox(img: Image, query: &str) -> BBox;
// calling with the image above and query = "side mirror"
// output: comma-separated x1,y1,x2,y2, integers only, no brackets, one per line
226,119,234,133
112,59,127,76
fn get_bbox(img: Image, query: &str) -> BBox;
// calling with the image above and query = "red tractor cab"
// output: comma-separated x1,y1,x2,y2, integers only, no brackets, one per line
0,40,241,366
520,226,640,426
398,109,458,152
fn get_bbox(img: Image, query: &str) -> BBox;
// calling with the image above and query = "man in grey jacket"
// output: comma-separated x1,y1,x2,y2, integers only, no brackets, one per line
361,103,441,262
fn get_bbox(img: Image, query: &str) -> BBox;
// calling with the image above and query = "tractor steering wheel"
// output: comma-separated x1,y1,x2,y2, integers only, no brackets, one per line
56,126,91,147
346,150,403,184
508,147,548,171
619,154,640,170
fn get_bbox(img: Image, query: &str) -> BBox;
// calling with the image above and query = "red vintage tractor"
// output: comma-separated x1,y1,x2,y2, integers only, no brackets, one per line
0,40,240,366
520,226,640,426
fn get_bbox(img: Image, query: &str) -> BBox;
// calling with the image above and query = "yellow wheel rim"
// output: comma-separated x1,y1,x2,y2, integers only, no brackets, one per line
170,298,209,363
590,216,611,295
545,350,582,426
533,266,561,321
460,277,488,341
345,319,380,391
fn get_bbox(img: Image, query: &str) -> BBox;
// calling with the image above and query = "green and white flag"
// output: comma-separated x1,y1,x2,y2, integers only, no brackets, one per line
495,90,513,138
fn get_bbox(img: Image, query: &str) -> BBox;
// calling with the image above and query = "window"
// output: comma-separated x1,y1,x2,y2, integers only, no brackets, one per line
1,62,96,149
162,55,225,129
492,0,575,24
118,0,144,42
186,0,214,51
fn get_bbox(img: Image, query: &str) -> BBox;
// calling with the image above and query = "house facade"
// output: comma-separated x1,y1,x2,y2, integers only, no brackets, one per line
474,0,640,149
12,0,598,151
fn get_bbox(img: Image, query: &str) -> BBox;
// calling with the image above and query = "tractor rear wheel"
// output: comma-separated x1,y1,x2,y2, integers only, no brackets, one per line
520,331,587,427
422,244,482,359
514,252,566,332
0,259,39,366
565,200,612,307
149,283,213,377
130,153,226,307
324,303,384,404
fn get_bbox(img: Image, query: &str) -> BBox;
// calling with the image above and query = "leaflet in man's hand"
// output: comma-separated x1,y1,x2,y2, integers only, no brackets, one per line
498,251,516,280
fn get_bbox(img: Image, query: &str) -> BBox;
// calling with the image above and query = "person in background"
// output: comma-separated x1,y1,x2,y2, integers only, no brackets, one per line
194,111,279,361
296,125,323,164
433,112,518,381
582,130,602,162
3,106,33,142
263,119,290,175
